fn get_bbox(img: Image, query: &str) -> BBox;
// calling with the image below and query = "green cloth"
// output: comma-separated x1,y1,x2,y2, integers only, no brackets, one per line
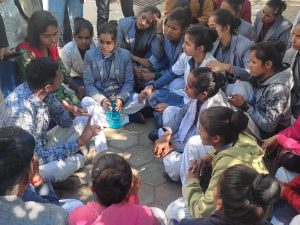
183,132,269,218
16,49,80,107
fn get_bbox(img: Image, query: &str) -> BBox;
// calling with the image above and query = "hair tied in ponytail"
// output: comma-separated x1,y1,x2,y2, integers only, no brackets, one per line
246,184,255,204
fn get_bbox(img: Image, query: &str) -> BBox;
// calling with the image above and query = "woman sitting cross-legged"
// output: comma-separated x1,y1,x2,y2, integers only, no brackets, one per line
166,106,268,221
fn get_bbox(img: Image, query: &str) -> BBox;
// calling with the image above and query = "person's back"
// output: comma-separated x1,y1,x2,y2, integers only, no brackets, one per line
0,126,68,225
179,165,279,225
92,202,159,225
0,195,67,225
69,154,164,225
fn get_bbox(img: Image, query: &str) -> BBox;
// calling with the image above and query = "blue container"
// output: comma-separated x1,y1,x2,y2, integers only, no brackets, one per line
106,101,122,129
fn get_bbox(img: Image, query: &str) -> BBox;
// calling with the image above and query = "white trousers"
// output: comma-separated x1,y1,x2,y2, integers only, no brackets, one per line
39,116,87,182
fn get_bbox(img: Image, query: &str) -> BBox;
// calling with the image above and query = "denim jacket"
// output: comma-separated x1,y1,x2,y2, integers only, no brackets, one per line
152,36,184,88
116,16,163,59
211,34,251,81
83,47,134,103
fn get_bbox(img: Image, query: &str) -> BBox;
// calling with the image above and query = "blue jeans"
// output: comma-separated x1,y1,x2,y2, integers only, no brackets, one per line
43,0,83,36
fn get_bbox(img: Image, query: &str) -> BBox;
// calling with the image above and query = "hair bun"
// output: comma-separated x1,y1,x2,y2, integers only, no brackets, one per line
251,174,280,205
229,110,248,132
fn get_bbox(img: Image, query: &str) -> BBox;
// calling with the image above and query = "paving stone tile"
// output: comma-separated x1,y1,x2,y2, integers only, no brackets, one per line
107,131,139,150
139,160,166,186
138,183,155,205
124,145,155,167
124,118,155,133
139,131,155,148
154,181,182,210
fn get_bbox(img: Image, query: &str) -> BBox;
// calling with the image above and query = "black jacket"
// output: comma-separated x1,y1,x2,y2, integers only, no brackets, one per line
0,14,9,48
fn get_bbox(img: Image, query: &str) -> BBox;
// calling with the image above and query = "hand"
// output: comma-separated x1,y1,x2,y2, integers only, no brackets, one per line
76,87,86,100
115,98,123,112
153,133,173,157
187,159,202,180
129,174,142,196
279,181,288,197
102,99,112,111
0,47,12,60
31,157,43,187
138,57,152,68
79,116,101,146
261,135,279,151
134,66,148,80
139,85,154,102
207,60,229,73
71,106,89,117
228,94,245,108
142,71,155,82
155,103,168,112
199,154,213,176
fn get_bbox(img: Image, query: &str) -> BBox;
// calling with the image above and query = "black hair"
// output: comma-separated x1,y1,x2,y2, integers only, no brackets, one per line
26,10,58,48
139,5,161,18
266,0,287,16
212,9,241,35
0,127,35,195
25,57,59,90
191,67,227,97
92,154,132,207
166,7,191,30
200,106,248,145
185,24,218,52
74,17,94,37
97,21,118,41
218,164,280,225
250,41,286,71
224,0,243,14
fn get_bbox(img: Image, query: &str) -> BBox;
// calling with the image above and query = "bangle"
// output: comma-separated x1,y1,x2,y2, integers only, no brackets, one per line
100,98,108,107
78,138,85,147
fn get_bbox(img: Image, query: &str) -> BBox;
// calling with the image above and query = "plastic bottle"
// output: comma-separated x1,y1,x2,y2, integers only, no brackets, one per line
106,100,122,129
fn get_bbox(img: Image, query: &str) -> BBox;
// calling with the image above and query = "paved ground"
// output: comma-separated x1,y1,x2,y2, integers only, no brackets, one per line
58,0,300,211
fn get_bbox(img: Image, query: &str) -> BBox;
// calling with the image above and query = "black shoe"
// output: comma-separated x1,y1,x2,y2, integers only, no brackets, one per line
129,112,146,124
141,107,154,118
148,130,159,142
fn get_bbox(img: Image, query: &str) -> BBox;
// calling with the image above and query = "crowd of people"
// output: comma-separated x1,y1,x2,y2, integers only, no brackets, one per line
1,0,300,224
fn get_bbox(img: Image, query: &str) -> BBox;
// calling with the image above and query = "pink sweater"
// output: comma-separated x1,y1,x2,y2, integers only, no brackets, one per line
277,117,300,156
69,196,159,225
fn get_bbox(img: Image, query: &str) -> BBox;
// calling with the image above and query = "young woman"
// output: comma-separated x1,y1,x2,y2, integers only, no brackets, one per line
116,6,163,68
153,68,231,182
83,22,145,126
60,17,96,88
229,41,293,139
220,0,256,41
173,165,278,225
141,24,219,118
16,10,84,114
207,9,252,82
164,0,213,25
166,106,268,221
69,154,166,225
137,7,190,89
213,0,252,23
254,0,292,47
283,22,300,118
